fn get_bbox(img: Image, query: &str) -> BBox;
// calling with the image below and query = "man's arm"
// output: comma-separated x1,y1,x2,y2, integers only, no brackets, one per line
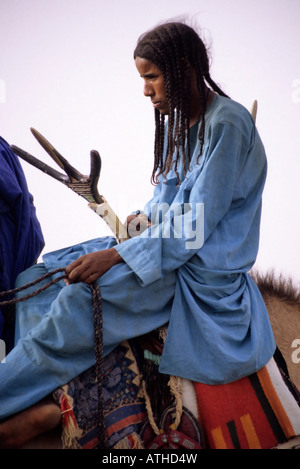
65,247,123,284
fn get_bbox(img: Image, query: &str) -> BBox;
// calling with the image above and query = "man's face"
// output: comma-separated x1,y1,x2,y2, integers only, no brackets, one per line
135,57,169,115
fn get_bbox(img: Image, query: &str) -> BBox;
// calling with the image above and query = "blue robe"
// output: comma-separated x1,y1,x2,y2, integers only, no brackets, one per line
0,137,44,350
0,96,276,419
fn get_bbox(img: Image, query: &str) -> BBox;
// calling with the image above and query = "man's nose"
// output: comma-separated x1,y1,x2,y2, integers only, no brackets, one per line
144,82,154,97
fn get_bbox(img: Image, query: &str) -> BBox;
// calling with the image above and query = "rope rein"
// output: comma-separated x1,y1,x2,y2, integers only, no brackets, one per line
0,268,67,305
0,269,107,449
90,282,107,448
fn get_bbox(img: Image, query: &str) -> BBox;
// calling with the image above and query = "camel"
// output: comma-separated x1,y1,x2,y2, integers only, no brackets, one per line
251,270,300,390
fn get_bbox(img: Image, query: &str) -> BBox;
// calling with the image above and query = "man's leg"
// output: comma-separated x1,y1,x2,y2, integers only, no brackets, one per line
0,281,96,420
0,262,175,422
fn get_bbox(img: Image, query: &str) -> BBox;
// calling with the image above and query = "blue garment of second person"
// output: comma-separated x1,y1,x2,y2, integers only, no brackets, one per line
0,137,44,350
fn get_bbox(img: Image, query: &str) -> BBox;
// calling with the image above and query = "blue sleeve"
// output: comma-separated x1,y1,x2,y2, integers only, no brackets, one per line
114,117,265,286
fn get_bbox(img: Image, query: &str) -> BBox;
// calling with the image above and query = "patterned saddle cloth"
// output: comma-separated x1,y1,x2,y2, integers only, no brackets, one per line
53,334,300,450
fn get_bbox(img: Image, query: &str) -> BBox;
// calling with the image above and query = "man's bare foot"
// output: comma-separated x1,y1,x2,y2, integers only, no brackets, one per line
0,398,61,449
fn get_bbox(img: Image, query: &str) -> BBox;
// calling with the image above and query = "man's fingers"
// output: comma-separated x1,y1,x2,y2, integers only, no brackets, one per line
65,258,83,276
64,249,118,285
67,268,94,284
66,257,90,283
127,214,150,238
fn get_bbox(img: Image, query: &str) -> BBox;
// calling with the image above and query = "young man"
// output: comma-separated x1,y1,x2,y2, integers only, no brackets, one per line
0,22,282,447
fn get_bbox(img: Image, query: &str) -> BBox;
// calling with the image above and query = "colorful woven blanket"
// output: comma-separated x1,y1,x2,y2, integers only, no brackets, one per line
53,338,300,450
53,341,147,449
192,356,300,449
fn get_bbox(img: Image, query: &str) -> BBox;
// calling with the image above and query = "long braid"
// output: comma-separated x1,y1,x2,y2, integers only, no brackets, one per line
154,28,180,182
154,108,164,178
204,72,229,98
134,21,229,184
165,24,190,179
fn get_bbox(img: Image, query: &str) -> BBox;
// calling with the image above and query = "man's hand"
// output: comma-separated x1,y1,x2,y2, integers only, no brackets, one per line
126,212,151,238
65,248,123,284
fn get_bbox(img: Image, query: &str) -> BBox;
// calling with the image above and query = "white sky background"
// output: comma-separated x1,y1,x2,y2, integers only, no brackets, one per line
0,0,299,282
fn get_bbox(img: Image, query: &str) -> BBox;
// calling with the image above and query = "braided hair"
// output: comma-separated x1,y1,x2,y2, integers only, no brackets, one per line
134,22,229,184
